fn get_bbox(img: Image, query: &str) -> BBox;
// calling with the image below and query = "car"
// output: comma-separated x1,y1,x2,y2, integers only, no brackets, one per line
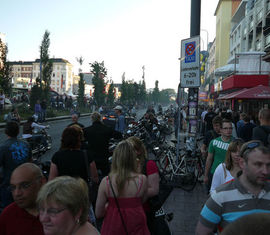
102,109,134,129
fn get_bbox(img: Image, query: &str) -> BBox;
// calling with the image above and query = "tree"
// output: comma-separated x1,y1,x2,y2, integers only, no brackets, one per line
90,61,107,107
39,30,53,100
76,56,85,108
152,80,160,104
107,81,115,106
0,38,12,96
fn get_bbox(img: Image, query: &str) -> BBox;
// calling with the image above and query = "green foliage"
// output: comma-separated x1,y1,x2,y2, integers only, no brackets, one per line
39,30,52,101
90,61,107,106
120,73,147,105
29,85,42,109
0,38,12,96
107,81,115,106
78,73,85,108
152,80,160,104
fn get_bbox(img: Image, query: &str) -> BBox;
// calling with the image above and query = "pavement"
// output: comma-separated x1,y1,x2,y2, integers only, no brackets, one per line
164,184,208,235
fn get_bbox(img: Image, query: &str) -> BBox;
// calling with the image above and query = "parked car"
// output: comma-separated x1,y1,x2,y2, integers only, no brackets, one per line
102,109,134,129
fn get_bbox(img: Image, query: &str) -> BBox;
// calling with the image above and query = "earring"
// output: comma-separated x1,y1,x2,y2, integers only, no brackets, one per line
76,218,80,224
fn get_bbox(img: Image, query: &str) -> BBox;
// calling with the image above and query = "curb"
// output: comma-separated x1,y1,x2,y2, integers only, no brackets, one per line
0,113,92,128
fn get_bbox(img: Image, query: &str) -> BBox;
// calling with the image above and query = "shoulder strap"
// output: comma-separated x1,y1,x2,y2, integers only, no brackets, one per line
83,151,92,185
222,163,227,179
108,176,128,235
135,175,143,197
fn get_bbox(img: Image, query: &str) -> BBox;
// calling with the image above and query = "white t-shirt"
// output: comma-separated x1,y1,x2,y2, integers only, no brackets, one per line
210,163,233,194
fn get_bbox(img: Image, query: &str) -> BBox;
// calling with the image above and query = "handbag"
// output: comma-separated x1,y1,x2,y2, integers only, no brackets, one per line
148,183,173,212
83,151,98,203
108,176,129,235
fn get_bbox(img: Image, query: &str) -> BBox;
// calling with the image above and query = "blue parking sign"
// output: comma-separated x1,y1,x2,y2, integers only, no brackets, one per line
185,41,196,63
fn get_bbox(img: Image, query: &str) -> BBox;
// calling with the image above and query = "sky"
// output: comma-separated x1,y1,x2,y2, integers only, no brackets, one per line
1,0,219,90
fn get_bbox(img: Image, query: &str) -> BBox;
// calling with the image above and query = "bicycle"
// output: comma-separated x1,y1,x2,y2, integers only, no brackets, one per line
156,137,205,192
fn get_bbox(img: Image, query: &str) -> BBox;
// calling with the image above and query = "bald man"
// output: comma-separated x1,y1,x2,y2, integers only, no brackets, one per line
0,163,46,235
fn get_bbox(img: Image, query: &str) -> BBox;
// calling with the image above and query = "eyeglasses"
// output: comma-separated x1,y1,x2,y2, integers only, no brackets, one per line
241,141,261,157
39,207,67,217
8,177,42,192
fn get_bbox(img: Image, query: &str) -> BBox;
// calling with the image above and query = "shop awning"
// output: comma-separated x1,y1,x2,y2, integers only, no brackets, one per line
219,85,270,100
218,89,248,100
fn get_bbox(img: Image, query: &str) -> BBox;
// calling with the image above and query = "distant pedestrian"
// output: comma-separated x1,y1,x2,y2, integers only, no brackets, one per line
34,99,42,122
252,108,270,147
0,90,5,114
114,105,125,133
204,107,217,133
238,115,256,142
40,99,47,122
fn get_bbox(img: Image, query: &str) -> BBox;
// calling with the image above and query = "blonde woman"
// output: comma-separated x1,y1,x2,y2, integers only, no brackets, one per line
127,136,159,234
95,140,150,235
210,139,244,193
37,176,99,235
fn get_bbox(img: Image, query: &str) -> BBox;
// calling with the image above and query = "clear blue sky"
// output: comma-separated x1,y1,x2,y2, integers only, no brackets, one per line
1,0,219,90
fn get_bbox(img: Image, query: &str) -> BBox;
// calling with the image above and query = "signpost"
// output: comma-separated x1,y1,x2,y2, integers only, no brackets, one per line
180,36,200,88
180,35,200,136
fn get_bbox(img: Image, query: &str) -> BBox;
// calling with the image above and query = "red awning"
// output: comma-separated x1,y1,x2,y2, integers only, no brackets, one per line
218,89,248,100
220,85,270,100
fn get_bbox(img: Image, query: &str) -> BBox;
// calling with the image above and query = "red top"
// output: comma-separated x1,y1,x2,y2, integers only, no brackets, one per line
0,202,44,235
143,160,159,212
101,176,150,235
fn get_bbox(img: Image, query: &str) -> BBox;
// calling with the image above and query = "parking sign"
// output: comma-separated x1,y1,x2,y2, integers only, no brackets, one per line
180,36,200,88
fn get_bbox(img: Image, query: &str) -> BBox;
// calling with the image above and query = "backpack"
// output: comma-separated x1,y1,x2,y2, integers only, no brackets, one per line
143,160,173,212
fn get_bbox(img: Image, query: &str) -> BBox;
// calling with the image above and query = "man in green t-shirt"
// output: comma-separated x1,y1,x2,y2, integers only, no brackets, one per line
204,119,233,190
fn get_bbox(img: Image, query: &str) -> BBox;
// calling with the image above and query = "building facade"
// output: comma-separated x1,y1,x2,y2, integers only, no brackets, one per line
215,0,233,68
229,0,270,63
32,58,73,94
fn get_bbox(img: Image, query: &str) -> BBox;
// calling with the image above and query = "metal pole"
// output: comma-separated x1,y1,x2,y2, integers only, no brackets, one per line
187,0,201,146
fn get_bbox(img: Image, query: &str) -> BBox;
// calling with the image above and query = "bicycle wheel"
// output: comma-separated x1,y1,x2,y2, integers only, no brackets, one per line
175,155,198,192
157,153,173,183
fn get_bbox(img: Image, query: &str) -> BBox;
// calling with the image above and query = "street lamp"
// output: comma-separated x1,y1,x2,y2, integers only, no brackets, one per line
201,29,209,51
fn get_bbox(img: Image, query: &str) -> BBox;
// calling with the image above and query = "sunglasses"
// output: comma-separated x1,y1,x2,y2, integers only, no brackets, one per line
240,141,261,157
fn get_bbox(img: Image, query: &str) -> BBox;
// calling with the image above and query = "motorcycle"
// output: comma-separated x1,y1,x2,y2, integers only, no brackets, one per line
24,127,52,160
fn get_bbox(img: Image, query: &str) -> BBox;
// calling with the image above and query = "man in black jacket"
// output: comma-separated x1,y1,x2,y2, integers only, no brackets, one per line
252,108,270,147
83,112,122,177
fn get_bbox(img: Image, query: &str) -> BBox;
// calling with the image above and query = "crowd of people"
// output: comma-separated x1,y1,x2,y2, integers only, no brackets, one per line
1,102,270,234
195,106,270,234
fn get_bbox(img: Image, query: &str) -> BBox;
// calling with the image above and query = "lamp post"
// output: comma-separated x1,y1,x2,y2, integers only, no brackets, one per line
201,29,209,51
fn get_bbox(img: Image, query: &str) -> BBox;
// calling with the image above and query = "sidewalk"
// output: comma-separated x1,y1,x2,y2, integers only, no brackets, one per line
164,183,208,235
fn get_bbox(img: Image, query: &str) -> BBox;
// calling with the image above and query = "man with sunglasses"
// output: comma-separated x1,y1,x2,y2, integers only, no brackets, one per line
204,119,233,191
196,140,270,235
0,163,46,235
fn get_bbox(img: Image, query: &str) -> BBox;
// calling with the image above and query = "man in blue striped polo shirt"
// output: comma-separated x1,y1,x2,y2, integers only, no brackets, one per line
196,140,270,234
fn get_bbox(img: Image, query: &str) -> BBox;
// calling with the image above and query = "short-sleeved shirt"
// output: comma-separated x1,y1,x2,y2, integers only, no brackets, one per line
199,175,270,233
51,149,93,182
0,202,44,235
146,160,159,176
0,138,32,186
208,136,232,174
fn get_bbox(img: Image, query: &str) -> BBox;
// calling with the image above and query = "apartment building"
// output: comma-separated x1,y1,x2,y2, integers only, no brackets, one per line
229,0,270,63
10,61,33,90
32,58,73,94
